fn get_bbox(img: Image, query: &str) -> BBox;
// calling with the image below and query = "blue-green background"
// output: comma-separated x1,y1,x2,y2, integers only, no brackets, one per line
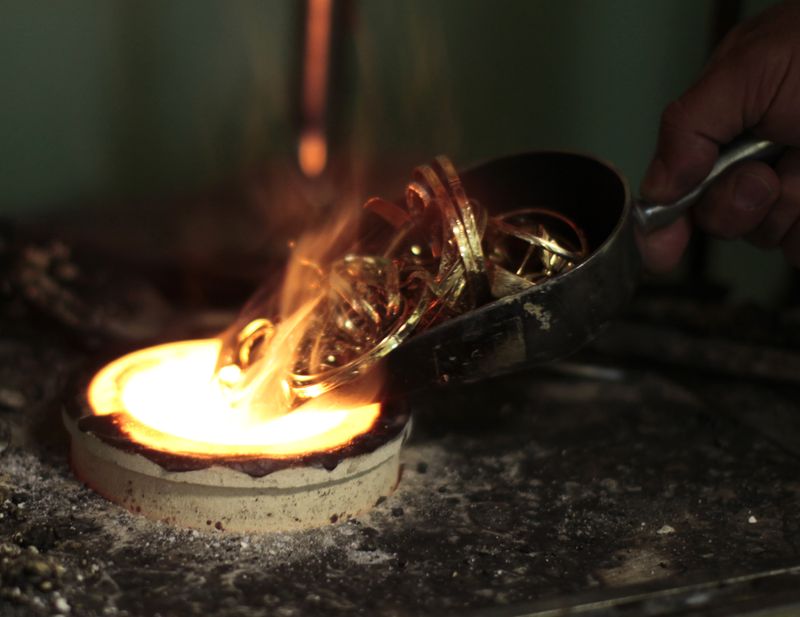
0,0,787,300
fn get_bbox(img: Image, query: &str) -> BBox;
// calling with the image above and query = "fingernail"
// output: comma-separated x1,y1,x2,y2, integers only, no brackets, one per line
641,157,668,199
734,172,773,211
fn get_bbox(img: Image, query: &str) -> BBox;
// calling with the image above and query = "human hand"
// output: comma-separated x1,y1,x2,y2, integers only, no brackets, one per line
638,0,800,272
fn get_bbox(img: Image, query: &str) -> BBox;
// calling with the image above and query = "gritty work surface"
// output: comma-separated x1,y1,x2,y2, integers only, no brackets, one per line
3,241,800,616
4,324,800,617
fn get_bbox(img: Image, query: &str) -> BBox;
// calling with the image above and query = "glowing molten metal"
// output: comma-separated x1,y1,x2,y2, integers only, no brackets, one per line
87,339,381,457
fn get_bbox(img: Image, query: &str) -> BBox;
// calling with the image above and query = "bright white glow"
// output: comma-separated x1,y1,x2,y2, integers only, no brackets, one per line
87,339,380,457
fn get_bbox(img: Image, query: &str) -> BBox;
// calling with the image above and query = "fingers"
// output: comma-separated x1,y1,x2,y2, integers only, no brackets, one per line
641,43,791,205
689,150,800,268
639,1,800,272
747,149,800,249
638,157,794,273
635,216,691,274
692,160,780,239
641,54,753,205
637,52,748,273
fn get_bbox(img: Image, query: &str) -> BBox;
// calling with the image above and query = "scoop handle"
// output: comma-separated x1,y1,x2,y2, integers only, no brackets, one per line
634,136,785,232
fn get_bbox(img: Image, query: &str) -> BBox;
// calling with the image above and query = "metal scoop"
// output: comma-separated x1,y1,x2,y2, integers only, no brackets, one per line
384,136,785,395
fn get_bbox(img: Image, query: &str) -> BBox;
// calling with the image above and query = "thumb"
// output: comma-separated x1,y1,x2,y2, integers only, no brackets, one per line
641,48,787,204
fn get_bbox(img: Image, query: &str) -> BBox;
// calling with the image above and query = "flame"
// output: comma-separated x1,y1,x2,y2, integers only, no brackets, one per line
87,339,380,457
216,196,368,421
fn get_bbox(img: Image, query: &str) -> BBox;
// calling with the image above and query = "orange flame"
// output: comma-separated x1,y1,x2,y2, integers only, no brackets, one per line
87,339,380,457
83,0,391,458
216,193,368,421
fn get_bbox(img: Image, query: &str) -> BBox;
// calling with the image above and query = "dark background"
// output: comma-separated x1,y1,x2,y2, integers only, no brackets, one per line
0,0,788,303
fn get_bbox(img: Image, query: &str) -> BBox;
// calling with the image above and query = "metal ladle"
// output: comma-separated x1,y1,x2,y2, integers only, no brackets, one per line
383,136,784,395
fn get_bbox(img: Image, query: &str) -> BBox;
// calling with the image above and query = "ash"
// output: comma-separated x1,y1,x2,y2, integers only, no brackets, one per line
3,240,800,616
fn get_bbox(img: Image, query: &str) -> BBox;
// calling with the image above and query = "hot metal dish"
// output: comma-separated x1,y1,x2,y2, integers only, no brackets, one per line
218,137,784,406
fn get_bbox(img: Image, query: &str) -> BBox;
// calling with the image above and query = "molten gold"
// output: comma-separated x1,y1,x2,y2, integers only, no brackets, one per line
218,156,590,409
